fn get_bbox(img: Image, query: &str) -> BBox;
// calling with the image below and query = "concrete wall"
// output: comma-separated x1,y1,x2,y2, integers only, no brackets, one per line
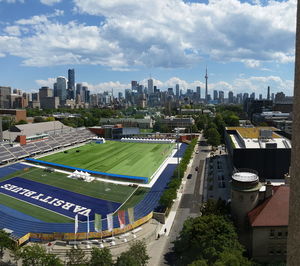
252,226,287,262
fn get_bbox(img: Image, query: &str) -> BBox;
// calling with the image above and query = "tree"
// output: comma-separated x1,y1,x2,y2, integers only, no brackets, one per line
66,246,87,266
16,120,28,125
174,215,249,265
200,199,229,216
0,230,15,260
33,116,45,123
89,247,113,266
116,240,149,266
206,128,221,147
188,260,208,266
18,244,62,266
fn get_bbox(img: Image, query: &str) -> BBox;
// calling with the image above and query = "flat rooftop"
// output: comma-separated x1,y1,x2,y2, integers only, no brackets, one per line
227,127,291,149
226,126,280,139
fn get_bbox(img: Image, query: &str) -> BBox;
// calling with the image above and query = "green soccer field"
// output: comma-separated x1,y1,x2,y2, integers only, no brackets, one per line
0,167,149,223
39,141,175,178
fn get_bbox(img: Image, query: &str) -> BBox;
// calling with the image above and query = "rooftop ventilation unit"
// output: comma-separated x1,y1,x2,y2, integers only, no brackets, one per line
259,129,273,139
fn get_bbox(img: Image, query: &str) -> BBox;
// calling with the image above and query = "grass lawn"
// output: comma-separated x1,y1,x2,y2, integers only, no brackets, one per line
0,193,73,223
39,141,174,178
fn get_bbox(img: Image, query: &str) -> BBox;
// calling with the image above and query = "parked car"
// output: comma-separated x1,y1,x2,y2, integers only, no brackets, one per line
187,174,192,179
195,166,199,171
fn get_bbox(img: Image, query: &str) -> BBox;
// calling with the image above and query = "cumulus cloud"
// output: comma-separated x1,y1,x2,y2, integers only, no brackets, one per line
35,78,56,87
0,0,297,69
40,0,61,6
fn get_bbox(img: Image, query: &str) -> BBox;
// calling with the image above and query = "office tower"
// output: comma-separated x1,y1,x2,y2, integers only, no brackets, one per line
213,90,218,101
39,87,53,99
250,92,255,99
271,93,275,101
259,94,262,100
205,68,208,103
154,86,158,93
131,81,138,90
267,86,270,100
53,83,58,97
67,69,75,99
56,76,67,103
0,86,11,108
196,86,201,100
167,87,174,95
243,93,249,102
148,78,154,94
219,90,224,103
176,84,180,98
228,91,234,103
118,92,123,99
137,85,144,94
76,83,82,96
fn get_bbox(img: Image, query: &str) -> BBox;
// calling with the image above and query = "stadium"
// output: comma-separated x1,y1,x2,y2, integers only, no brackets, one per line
0,125,188,244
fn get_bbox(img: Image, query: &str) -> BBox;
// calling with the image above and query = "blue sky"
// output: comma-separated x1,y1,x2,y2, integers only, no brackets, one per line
0,0,296,97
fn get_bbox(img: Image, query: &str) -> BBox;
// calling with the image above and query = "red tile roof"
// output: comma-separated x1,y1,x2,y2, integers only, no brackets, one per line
248,185,289,227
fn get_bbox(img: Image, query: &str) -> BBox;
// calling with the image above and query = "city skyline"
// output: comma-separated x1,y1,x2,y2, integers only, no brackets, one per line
0,0,296,96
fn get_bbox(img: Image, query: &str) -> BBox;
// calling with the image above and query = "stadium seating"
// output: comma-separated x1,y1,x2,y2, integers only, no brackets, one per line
0,128,95,164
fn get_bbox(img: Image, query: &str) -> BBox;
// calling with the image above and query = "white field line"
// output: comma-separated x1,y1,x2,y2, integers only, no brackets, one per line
112,185,140,215
0,192,75,222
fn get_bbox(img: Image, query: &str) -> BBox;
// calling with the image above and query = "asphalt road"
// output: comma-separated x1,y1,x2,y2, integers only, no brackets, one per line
149,136,210,265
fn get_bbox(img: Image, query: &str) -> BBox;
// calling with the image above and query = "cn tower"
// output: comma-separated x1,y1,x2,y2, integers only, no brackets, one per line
205,67,208,103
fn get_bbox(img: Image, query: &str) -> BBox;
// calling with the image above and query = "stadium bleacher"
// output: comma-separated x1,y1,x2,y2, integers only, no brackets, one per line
0,128,95,164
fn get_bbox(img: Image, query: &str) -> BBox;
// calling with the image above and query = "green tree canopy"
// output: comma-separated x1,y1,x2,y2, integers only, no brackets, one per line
18,244,62,266
174,215,249,265
66,246,87,266
89,247,113,266
206,128,221,147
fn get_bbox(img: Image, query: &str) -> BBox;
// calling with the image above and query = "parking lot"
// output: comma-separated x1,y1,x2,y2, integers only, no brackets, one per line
205,145,232,201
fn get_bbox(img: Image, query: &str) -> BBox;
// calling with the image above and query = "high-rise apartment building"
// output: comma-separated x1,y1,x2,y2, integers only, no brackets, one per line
213,90,218,101
196,86,201,100
0,86,11,109
148,78,154,94
67,69,75,99
176,84,180,98
219,90,224,103
228,91,234,103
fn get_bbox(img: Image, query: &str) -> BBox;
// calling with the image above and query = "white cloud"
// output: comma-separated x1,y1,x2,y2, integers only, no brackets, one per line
40,0,61,6
0,0,297,69
3,25,21,36
35,78,56,87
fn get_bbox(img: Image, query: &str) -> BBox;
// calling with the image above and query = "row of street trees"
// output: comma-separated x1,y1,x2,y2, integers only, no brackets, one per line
0,234,149,266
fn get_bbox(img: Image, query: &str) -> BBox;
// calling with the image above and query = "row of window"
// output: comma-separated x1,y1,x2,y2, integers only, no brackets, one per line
270,229,288,238
268,247,287,256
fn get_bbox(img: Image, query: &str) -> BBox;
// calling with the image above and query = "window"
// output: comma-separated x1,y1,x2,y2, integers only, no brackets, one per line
270,229,275,238
285,231,288,237
278,231,282,238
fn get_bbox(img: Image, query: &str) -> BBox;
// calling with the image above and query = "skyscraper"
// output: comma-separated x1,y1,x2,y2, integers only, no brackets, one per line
148,78,154,94
0,86,11,108
267,86,270,100
228,91,234,103
67,69,75,99
56,76,67,103
176,84,180,98
213,90,218,101
196,86,201,100
205,68,208,103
